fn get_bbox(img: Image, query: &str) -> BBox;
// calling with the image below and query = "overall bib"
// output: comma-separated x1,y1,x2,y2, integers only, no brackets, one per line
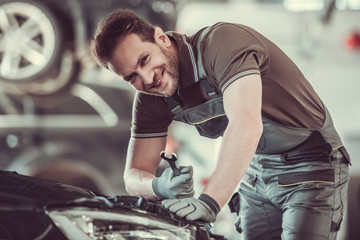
163,27,350,240
164,81,349,240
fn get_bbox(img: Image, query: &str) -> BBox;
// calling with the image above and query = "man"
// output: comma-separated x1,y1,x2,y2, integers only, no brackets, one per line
91,9,350,240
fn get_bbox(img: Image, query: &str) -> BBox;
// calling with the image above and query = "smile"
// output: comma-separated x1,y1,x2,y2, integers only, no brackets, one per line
154,69,164,87
156,75,162,86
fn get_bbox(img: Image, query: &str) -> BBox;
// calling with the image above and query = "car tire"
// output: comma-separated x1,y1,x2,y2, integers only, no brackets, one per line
0,0,79,104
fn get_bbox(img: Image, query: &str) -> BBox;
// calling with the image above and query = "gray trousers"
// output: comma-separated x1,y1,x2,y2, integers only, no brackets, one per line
231,149,349,240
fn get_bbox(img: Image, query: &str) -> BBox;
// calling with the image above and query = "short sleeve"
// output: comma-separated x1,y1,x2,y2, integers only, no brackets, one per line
131,92,173,138
202,23,268,93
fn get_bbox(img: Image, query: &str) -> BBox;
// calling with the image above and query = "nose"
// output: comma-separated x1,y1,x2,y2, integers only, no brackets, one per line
138,68,154,85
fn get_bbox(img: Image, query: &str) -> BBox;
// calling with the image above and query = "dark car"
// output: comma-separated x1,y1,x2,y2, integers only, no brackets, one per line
0,170,225,240
0,0,181,195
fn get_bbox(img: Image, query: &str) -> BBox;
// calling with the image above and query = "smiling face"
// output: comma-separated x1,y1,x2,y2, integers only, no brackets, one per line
108,27,179,97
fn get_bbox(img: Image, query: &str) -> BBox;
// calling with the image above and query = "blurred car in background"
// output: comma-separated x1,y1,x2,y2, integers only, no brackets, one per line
0,170,225,240
0,0,182,195
0,0,180,100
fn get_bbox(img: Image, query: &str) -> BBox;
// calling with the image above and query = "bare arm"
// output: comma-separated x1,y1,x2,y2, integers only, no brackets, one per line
123,136,167,200
203,74,263,207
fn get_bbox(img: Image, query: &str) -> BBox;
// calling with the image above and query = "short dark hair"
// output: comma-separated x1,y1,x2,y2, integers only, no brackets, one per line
90,9,155,68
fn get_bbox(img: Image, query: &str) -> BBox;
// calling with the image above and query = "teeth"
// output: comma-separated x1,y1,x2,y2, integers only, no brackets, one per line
156,72,163,86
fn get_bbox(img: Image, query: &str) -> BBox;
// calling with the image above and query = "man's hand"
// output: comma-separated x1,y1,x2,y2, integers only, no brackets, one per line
152,166,194,199
162,194,220,222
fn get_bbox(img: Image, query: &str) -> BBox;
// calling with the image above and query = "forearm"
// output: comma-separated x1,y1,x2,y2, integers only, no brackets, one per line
123,137,166,200
203,119,262,208
124,168,158,200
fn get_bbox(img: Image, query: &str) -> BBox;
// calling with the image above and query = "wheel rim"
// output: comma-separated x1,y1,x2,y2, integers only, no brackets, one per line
0,2,57,80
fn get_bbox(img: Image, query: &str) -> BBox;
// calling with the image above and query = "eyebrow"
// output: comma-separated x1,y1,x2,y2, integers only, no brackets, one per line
123,53,147,81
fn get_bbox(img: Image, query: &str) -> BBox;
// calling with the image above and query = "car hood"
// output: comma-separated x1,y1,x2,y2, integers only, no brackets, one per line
0,170,95,206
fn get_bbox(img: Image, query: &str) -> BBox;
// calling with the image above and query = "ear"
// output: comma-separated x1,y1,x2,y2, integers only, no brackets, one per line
154,27,171,47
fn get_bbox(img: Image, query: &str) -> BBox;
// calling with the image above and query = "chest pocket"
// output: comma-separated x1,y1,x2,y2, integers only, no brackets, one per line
163,80,228,139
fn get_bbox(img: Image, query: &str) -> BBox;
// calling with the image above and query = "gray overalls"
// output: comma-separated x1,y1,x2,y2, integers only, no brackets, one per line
164,28,350,240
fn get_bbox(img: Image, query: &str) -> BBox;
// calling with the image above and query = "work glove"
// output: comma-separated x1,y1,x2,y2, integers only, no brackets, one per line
152,166,194,199
162,194,220,223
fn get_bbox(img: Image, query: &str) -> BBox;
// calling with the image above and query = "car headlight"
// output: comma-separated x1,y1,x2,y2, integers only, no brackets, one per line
48,207,195,240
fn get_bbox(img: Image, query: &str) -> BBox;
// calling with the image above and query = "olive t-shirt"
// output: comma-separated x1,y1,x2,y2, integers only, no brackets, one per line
131,22,325,138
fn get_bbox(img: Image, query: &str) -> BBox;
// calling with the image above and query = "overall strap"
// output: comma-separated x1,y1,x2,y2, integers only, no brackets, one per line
196,26,211,80
197,26,218,99
162,96,183,115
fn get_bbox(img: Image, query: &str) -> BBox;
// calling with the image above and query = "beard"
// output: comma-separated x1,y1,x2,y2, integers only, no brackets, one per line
155,46,179,97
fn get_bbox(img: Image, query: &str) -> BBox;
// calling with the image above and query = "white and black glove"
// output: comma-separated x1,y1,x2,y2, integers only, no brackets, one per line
152,166,194,199
162,194,220,222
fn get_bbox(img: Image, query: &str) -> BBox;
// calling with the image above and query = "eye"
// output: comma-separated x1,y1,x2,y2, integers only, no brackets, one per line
140,55,149,66
125,73,136,84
